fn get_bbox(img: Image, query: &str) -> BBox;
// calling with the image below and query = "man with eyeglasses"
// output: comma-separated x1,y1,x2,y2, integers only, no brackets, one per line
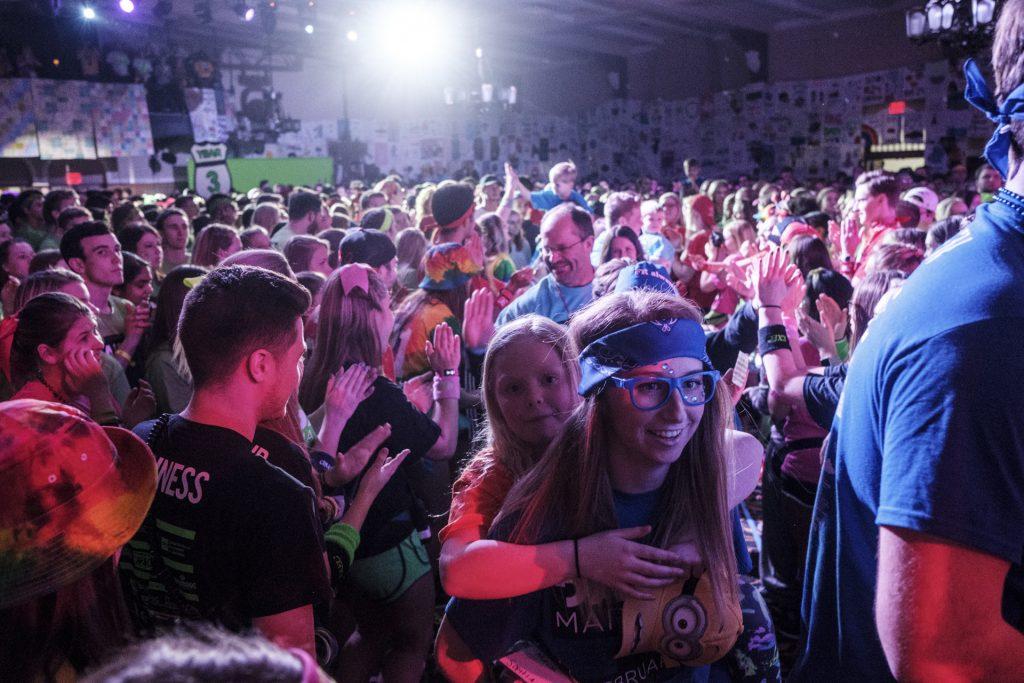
496,204,595,327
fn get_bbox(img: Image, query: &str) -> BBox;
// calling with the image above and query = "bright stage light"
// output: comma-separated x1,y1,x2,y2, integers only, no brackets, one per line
244,7,255,20
346,29,358,41
119,0,135,13
305,23,315,34
82,5,97,19
376,2,451,67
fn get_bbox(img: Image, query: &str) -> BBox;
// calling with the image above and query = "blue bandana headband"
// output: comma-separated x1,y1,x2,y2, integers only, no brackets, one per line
964,58,1024,179
613,261,676,296
578,318,711,396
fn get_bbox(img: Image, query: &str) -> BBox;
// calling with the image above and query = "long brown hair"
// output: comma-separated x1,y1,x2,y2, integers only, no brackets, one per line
473,315,581,481
10,292,94,388
298,267,388,413
849,270,906,353
190,224,236,267
495,291,737,609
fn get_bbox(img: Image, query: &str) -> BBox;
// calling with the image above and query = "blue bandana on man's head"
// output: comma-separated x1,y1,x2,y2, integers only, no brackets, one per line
964,58,1024,179
578,318,711,396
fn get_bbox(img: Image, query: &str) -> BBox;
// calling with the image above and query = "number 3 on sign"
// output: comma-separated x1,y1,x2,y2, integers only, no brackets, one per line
205,170,221,193
190,143,232,199
197,165,230,198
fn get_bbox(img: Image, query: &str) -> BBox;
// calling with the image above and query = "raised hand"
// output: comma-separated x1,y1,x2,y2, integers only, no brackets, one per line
355,447,411,502
577,526,689,600
838,213,862,259
425,322,461,376
462,288,495,351
816,293,848,340
121,379,156,428
796,303,835,357
724,259,755,301
342,446,412,532
326,422,392,487
752,249,796,309
324,363,376,426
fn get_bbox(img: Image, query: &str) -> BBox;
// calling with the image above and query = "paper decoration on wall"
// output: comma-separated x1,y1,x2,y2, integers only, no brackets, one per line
0,79,39,157
332,59,990,181
185,87,224,144
32,79,96,159
269,119,338,157
93,83,154,157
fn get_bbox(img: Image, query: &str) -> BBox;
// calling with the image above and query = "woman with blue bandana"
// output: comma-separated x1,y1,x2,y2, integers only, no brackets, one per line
452,290,777,682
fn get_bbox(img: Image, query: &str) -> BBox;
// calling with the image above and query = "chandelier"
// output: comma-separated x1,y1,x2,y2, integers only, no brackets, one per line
905,0,997,55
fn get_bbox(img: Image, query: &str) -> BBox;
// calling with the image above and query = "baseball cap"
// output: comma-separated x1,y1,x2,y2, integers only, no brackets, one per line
340,228,397,268
0,400,156,609
903,187,939,214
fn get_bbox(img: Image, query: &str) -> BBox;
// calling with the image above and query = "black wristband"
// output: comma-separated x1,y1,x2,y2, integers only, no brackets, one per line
758,324,791,355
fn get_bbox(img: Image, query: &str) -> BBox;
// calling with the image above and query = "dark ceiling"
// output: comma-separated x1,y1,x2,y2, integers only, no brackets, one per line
0,0,917,70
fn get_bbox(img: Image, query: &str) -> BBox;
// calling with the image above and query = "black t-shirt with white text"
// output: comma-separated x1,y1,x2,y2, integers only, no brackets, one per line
120,416,330,633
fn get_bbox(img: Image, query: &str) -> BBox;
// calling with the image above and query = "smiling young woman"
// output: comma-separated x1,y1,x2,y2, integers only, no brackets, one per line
444,290,778,681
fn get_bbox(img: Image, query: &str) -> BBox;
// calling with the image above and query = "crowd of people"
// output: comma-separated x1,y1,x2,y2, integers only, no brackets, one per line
2,4,1024,681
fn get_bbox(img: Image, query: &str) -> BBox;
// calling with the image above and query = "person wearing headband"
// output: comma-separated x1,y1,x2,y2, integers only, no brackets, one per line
795,3,1024,679
451,291,775,682
431,181,478,245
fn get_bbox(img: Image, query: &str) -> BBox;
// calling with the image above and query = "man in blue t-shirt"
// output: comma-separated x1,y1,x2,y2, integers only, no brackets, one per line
497,204,594,327
794,11,1024,678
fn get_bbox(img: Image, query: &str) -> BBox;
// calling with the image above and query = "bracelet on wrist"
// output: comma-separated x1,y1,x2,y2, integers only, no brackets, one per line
114,348,133,363
758,324,791,355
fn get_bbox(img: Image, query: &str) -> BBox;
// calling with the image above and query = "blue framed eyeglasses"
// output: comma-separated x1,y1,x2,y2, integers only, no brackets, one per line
609,370,721,411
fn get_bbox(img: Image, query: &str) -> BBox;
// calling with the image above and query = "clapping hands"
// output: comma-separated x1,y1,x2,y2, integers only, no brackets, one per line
324,363,377,426
426,322,461,376
462,288,495,351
